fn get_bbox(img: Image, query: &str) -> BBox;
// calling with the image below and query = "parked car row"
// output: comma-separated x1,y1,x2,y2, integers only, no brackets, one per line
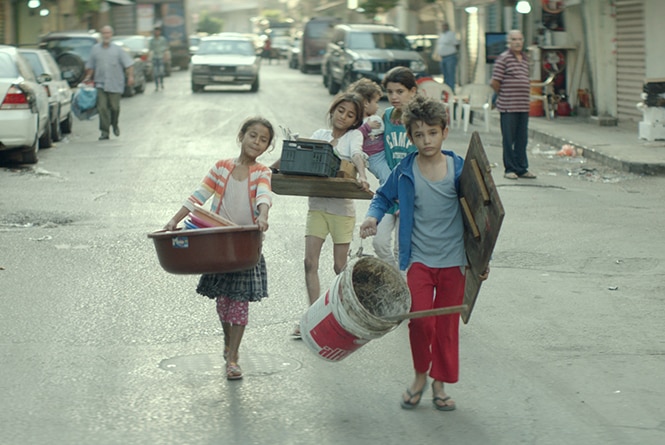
0,31,156,165
0,45,66,164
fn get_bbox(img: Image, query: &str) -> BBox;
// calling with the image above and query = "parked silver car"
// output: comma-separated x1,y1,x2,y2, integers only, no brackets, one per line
19,48,74,142
0,45,50,164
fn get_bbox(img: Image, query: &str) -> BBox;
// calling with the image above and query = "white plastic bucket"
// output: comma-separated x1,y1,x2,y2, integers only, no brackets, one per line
300,257,411,362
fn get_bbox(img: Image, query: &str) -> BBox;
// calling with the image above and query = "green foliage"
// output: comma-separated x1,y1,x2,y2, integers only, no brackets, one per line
359,0,400,16
197,14,224,34
76,0,102,19
262,10,284,20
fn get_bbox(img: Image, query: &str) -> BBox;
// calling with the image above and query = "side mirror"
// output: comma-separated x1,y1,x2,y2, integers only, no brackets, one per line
336,41,345,49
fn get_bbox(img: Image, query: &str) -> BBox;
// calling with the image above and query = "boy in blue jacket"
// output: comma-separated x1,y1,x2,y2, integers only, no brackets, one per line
360,95,487,412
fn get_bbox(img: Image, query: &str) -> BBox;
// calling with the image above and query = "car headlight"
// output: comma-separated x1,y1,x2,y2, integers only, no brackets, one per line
192,64,209,74
353,59,372,71
236,65,256,74
410,59,427,72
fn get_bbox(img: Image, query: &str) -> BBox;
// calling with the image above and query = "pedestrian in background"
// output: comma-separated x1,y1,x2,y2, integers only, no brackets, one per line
83,25,134,141
262,36,273,65
164,117,275,381
360,95,489,412
149,26,169,91
490,29,537,180
434,21,459,91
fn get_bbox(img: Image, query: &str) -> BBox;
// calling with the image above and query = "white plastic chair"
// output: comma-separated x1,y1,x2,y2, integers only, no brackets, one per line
417,80,458,126
457,84,494,132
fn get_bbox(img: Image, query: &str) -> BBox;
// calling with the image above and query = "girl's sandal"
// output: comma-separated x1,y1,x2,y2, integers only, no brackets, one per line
226,362,243,380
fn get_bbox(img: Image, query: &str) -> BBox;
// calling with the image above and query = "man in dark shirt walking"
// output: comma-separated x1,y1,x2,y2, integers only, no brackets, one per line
490,30,536,179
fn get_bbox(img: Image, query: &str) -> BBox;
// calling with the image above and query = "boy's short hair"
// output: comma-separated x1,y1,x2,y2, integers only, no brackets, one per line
347,78,382,102
402,95,448,136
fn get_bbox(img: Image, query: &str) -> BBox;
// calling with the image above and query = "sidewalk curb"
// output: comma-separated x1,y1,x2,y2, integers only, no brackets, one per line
528,127,665,176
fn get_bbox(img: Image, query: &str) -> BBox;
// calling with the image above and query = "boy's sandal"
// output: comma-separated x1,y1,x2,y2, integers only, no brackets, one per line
504,172,518,180
433,395,456,411
226,362,243,380
400,382,427,410
519,171,537,179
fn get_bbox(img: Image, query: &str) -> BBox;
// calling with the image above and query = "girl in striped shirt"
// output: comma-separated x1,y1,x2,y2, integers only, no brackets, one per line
165,117,274,381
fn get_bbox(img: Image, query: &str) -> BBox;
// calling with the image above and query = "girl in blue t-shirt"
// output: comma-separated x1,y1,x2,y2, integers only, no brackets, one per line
373,67,419,270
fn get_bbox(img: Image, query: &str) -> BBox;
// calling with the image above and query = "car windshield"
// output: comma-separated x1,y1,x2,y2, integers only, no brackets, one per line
42,37,96,61
113,36,146,51
348,32,412,51
0,53,19,77
197,40,255,56
19,52,46,76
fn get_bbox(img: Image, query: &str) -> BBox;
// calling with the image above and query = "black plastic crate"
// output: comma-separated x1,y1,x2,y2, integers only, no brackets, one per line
279,139,341,177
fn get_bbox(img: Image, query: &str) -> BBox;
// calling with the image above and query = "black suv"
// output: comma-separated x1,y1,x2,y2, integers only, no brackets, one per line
322,24,428,95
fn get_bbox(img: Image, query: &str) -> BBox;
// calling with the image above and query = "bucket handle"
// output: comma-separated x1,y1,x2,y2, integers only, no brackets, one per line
382,304,468,322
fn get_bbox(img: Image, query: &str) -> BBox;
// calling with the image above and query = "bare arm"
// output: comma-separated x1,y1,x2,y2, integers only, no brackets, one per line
351,152,370,191
490,79,501,93
126,65,134,86
165,206,190,231
256,203,270,232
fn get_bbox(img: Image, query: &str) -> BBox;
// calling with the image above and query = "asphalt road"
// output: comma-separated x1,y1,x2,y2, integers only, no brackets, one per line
1,64,664,445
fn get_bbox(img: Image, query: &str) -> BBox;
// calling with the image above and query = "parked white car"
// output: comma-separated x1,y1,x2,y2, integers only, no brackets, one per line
190,36,260,93
0,45,50,164
19,48,74,143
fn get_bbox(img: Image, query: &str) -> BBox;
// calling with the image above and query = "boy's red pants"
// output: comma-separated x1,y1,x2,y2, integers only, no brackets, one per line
406,263,466,383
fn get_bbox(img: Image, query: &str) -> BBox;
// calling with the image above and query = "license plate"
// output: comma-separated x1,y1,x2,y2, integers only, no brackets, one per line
213,75,233,82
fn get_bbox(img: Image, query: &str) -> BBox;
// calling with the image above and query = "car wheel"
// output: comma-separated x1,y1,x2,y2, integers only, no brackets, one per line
341,73,354,93
123,85,135,98
300,63,308,74
135,79,145,94
39,117,53,149
61,111,73,134
327,69,340,95
51,107,63,143
21,137,39,164
21,122,39,164
56,52,85,87
250,77,259,92
191,82,203,93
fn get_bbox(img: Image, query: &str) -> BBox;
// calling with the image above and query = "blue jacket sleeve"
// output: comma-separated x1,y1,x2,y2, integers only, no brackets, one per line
366,165,400,222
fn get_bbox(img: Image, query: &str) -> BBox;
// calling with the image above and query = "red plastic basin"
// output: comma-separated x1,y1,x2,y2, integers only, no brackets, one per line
148,225,262,274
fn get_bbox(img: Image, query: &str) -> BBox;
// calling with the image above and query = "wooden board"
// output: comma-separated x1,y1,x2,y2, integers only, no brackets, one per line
459,132,505,324
271,172,374,200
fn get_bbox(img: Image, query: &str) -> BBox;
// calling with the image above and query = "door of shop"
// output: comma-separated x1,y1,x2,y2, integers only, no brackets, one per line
615,0,645,124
